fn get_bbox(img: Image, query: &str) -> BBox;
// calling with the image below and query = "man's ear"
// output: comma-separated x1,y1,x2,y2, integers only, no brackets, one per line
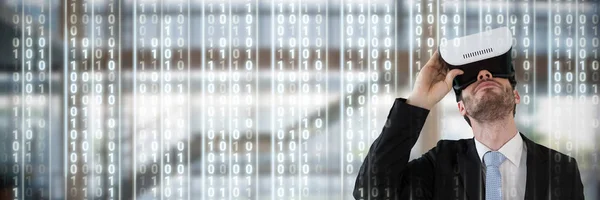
514,89,521,104
457,100,467,116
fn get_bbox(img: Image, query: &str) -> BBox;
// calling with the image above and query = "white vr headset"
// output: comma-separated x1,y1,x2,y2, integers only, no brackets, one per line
438,26,516,94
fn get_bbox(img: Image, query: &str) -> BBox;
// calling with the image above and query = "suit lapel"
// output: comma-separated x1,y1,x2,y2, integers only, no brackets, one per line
457,139,484,200
521,133,549,199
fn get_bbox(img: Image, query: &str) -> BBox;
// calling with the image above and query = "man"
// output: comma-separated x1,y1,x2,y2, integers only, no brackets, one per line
353,51,584,200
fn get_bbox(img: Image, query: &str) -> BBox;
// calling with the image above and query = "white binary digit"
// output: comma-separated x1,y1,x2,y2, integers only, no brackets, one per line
590,3,600,174
104,0,120,199
342,0,369,198
204,1,230,199
10,2,21,200
23,6,34,200
65,0,94,198
511,0,535,132
134,0,161,199
230,0,257,199
273,0,300,199
438,0,464,135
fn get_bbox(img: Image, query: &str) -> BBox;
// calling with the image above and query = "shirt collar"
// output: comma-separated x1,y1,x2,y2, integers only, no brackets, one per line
474,131,524,167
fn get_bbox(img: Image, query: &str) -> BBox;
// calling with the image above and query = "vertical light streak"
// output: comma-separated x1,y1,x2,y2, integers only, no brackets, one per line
228,1,233,199
90,1,95,198
270,1,276,200
49,0,53,197
547,0,551,152
160,1,164,199
119,0,123,198
188,1,192,199
532,0,537,133
409,0,413,90
133,0,138,198
63,0,69,197
298,3,302,199
324,1,329,198
339,0,344,196
254,1,260,199
20,1,25,198
201,0,206,200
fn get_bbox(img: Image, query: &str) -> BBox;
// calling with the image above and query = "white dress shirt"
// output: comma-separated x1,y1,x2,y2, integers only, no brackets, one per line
474,132,527,200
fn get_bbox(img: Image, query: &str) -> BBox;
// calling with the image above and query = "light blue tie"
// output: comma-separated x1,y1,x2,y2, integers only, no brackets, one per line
484,151,506,200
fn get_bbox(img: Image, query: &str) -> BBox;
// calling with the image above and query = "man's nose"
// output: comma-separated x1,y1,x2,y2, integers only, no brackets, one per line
477,70,493,81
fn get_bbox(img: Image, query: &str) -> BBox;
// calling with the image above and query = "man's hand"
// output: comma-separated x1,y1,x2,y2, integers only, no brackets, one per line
407,50,464,110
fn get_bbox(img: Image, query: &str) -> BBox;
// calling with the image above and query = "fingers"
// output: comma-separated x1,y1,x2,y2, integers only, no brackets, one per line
425,50,441,68
428,50,449,79
444,69,464,91
418,50,443,83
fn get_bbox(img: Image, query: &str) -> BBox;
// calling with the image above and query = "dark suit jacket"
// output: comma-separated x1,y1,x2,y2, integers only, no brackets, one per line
353,98,584,200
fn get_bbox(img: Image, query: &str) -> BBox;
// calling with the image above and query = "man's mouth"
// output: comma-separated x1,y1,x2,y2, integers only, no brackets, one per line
475,81,500,93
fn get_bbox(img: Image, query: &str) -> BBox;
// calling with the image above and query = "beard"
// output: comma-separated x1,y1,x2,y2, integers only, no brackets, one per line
462,83,515,123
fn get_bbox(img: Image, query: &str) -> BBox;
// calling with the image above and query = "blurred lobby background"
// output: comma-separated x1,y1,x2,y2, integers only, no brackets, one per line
0,0,598,199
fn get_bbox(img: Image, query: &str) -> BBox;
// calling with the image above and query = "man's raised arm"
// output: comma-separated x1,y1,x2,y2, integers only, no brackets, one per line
352,51,463,199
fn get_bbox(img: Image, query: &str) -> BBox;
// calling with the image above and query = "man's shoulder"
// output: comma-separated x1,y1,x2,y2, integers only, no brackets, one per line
526,139,580,166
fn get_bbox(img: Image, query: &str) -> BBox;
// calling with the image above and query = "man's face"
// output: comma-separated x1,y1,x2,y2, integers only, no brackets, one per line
458,70,519,123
